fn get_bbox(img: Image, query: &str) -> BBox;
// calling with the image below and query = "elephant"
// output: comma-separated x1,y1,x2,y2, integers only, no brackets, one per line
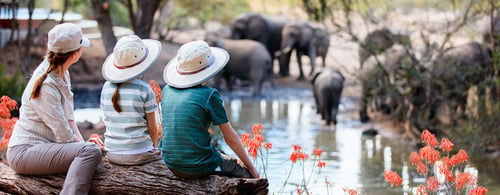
315,27,330,68
205,34,274,96
278,22,325,80
311,67,345,125
429,41,494,120
229,13,287,70
359,28,411,68
358,45,418,123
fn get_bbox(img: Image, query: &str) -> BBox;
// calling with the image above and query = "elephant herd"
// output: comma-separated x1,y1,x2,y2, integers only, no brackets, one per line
205,12,341,126
357,22,498,130
204,12,498,127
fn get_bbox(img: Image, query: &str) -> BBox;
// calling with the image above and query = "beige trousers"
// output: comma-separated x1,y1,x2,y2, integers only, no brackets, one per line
7,142,102,195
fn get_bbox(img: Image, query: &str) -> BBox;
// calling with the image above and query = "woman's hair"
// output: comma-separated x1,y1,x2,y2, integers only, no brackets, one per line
30,49,78,99
112,83,122,112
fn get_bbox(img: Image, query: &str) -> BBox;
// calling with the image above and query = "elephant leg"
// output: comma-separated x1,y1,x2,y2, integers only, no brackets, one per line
252,79,264,97
313,88,320,114
322,56,326,67
308,49,317,76
224,74,233,91
359,85,371,123
296,51,306,80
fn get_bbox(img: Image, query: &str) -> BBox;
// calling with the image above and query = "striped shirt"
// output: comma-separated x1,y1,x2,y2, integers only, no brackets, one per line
100,79,157,154
8,60,75,147
160,85,228,175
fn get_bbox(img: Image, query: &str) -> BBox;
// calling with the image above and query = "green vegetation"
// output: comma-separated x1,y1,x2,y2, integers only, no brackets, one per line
0,64,25,102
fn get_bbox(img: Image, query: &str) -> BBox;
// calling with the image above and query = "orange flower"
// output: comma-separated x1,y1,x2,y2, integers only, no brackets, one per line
419,145,440,163
148,80,162,103
317,160,326,168
421,129,439,148
469,186,489,195
440,138,454,152
313,148,323,158
455,172,476,191
263,142,272,150
410,152,421,166
416,185,427,195
426,176,439,192
254,134,263,145
384,170,402,187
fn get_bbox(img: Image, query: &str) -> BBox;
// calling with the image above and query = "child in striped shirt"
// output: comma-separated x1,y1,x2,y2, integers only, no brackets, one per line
100,35,162,165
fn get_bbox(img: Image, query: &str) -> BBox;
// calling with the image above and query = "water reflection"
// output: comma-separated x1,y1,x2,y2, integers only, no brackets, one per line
74,88,500,194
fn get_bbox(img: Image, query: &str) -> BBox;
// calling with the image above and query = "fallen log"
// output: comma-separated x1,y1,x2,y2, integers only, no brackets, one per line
0,157,268,195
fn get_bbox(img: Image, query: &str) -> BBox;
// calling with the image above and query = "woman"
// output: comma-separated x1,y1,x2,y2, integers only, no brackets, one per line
100,35,161,165
6,23,102,195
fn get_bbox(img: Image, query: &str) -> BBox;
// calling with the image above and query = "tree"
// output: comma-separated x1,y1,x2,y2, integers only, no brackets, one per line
90,0,116,54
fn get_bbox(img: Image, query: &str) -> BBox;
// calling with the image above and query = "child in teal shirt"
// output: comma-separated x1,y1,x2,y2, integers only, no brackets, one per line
160,40,259,178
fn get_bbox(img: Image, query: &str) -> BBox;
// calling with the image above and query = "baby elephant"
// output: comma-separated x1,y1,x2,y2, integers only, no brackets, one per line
311,67,345,125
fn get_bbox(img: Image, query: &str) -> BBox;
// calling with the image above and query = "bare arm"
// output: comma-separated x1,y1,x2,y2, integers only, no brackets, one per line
69,120,84,142
146,112,158,147
219,122,260,178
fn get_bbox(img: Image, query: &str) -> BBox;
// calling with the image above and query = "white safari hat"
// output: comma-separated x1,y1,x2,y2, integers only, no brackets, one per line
48,23,90,53
163,40,229,88
102,35,161,83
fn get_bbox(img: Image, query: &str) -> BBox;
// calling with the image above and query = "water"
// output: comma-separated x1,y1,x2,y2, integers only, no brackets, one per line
74,87,500,194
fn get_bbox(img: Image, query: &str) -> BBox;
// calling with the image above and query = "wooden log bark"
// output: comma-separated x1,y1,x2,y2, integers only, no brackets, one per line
0,157,268,195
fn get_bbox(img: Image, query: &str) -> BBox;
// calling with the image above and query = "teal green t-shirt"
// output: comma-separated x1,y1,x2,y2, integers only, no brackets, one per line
159,85,228,175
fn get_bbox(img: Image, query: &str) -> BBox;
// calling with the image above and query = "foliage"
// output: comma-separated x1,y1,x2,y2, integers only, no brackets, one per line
164,0,250,30
384,130,489,194
0,96,18,151
0,64,25,102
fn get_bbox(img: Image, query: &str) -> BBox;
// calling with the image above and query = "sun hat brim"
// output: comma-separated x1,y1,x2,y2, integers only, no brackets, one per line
163,47,229,88
102,39,161,83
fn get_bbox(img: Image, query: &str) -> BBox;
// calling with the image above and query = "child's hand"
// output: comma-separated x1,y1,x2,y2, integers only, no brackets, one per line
248,166,260,178
88,133,105,151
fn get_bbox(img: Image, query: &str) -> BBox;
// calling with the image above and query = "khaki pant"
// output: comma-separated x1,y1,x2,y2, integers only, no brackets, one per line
7,142,102,195
169,153,252,179
107,148,161,166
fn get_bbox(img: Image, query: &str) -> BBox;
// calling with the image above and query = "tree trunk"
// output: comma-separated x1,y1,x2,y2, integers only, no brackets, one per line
135,0,161,39
125,0,137,35
90,0,116,55
22,0,34,77
0,158,268,195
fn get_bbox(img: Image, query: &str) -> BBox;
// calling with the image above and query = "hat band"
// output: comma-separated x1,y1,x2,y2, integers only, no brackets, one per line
177,55,215,75
114,48,149,69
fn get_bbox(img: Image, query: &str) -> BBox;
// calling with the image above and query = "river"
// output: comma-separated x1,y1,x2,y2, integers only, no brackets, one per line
73,87,500,194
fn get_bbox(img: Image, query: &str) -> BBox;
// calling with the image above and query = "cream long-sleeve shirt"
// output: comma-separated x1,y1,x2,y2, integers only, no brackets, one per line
8,60,75,147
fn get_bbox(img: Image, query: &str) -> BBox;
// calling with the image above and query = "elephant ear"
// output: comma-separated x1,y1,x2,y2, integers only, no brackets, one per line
311,70,322,85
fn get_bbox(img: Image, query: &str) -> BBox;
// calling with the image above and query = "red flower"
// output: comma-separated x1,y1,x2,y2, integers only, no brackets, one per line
421,129,439,148
410,152,421,166
427,176,439,192
292,144,302,152
348,188,358,195
317,160,326,168
455,172,476,191
313,148,323,158
263,142,272,150
469,186,489,195
384,170,402,187
290,151,309,163
241,133,251,147
252,124,263,136
148,80,162,103
416,162,427,175
419,145,440,163
416,185,427,195
440,138,454,152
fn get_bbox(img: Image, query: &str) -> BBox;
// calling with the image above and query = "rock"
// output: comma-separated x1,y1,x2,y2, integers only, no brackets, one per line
0,157,268,195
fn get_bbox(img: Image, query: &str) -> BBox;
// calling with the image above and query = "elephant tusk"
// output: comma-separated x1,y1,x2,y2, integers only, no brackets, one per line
275,46,292,57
